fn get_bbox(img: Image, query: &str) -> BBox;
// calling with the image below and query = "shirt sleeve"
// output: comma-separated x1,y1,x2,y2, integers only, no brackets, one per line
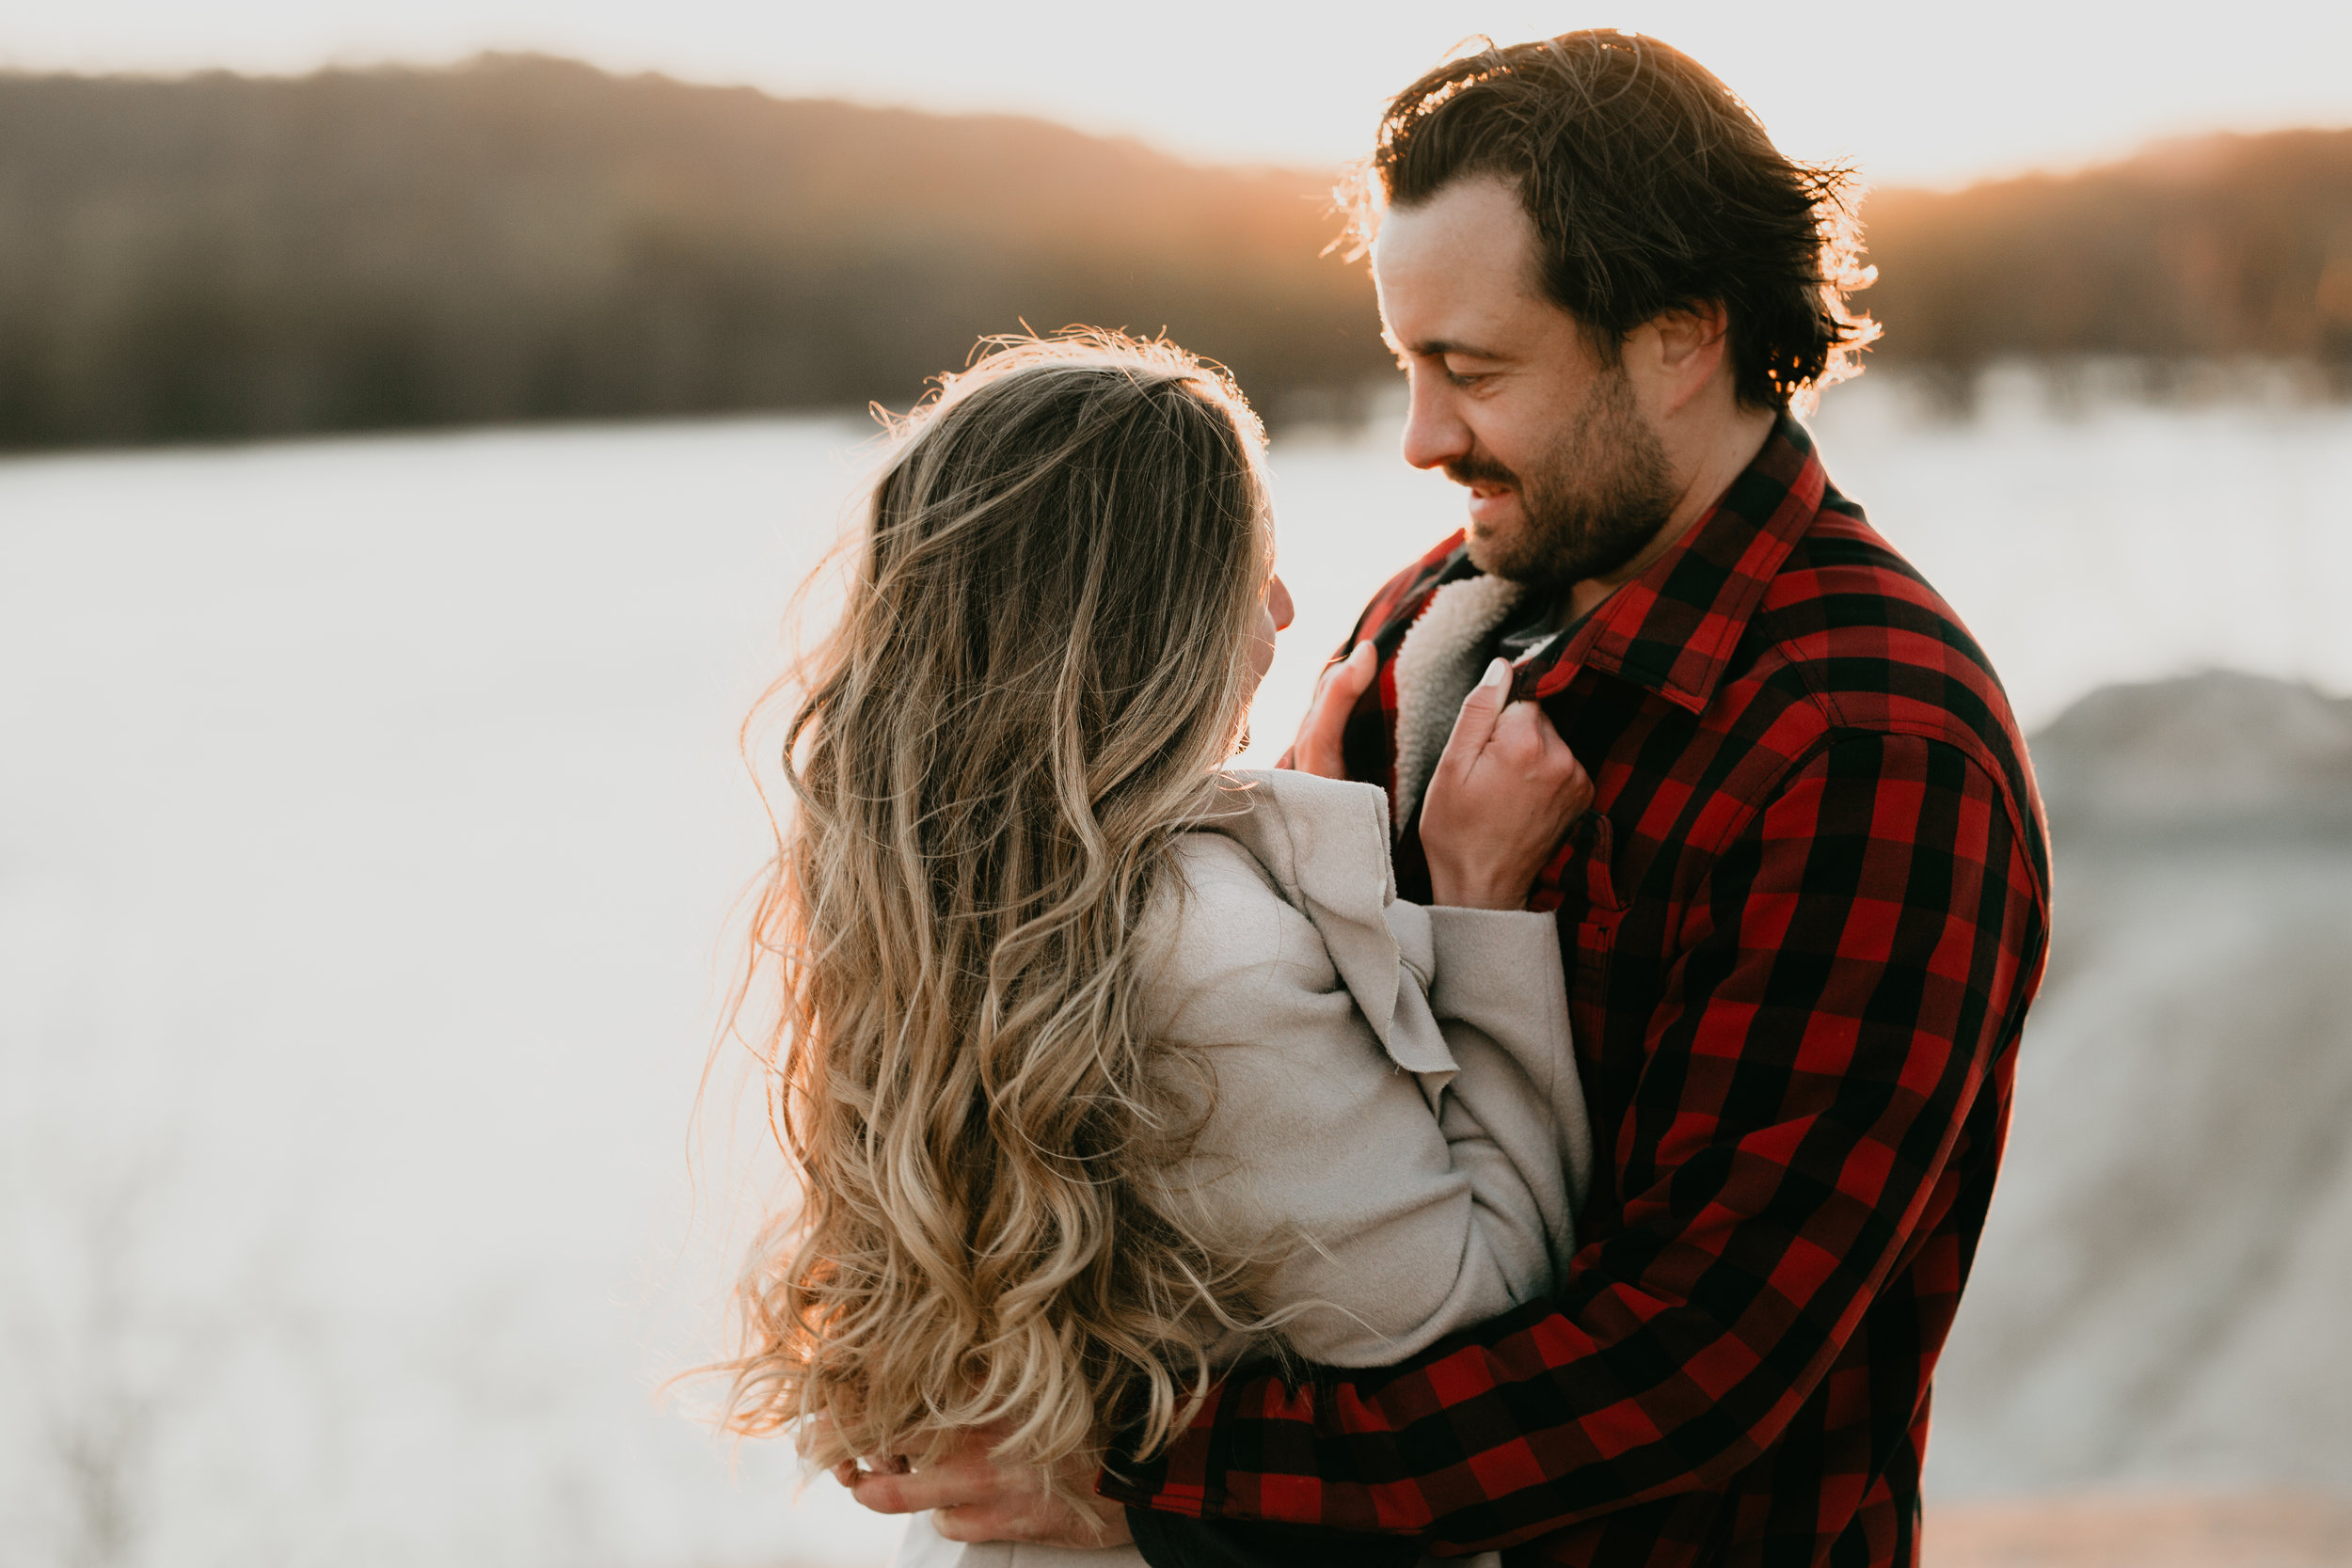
1103,734,2046,1554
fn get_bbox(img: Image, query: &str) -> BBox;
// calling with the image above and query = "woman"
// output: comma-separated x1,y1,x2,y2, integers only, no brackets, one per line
720,333,1593,1566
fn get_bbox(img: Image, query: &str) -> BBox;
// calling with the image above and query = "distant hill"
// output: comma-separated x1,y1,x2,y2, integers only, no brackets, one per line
1860,130,2352,378
0,56,2347,449
0,55,1388,447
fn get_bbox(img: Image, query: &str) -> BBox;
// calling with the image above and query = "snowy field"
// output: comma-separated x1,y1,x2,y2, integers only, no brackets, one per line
3,376,2350,1565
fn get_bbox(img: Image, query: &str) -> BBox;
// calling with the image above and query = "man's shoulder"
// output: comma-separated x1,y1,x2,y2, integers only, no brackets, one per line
1735,490,2045,854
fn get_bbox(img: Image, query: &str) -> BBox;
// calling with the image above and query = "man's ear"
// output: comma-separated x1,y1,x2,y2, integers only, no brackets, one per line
1633,300,1732,414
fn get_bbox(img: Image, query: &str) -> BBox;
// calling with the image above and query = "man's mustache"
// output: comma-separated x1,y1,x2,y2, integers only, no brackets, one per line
1444,455,1518,489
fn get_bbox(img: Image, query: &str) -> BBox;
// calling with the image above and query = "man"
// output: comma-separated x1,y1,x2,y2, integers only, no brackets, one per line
850,31,2050,1565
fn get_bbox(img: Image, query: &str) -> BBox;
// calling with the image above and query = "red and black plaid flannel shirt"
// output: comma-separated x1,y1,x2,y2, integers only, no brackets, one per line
1104,416,2053,1565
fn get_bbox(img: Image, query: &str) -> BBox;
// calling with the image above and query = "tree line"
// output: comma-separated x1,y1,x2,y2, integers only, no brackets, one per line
1861,129,2352,383
0,55,2346,450
0,55,1384,448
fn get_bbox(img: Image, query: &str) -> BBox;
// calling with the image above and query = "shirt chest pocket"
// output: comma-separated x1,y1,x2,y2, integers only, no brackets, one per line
1542,811,1629,1016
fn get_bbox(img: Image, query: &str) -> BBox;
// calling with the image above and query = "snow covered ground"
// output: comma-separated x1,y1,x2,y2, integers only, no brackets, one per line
1,380,2347,1564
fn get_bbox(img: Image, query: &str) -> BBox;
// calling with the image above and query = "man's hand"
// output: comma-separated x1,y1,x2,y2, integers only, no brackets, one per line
1421,657,1592,910
835,1422,1132,1548
1285,641,1377,778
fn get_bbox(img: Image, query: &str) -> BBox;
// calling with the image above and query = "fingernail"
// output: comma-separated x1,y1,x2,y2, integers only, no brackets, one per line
1480,657,1509,690
1355,641,1375,662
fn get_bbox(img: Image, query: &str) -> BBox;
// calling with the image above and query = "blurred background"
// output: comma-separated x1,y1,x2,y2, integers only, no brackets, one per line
3,3,2350,1564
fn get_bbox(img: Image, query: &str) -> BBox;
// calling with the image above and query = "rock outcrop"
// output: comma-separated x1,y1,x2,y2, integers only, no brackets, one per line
1928,672,2352,1502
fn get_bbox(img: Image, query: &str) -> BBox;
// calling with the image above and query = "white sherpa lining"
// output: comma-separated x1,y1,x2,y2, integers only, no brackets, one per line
1390,575,1522,832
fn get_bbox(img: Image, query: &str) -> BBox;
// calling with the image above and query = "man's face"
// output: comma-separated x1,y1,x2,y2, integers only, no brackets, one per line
1372,177,1675,594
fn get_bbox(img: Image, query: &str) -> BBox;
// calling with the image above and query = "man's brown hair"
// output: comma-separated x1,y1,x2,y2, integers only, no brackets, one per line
1354,31,1874,409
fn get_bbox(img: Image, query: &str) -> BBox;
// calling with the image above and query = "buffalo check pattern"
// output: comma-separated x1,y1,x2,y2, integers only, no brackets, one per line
1104,417,2053,1567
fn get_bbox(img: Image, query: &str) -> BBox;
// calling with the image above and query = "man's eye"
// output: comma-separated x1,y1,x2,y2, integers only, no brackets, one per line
1444,367,1485,388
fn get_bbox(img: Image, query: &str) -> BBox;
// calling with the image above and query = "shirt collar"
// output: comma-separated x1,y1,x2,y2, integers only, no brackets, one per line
1525,413,1827,712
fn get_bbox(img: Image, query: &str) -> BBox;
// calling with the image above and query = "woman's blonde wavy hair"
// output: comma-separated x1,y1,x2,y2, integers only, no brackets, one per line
720,332,1277,1495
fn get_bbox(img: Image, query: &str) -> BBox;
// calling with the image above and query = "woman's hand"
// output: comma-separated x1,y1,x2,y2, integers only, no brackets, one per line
1285,641,1377,778
1421,657,1593,911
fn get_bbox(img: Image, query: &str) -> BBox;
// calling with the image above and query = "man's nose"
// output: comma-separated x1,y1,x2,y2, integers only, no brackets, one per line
1398,376,1470,473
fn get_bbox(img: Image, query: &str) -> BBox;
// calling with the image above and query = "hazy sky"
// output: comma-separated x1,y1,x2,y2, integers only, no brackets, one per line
9,1,2350,189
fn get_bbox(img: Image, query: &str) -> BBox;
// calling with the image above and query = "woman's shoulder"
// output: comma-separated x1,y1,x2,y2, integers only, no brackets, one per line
1158,829,1314,989
1149,770,1406,1026
1185,769,1394,905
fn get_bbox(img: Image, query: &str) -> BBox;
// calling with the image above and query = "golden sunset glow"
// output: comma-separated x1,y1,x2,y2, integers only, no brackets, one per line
7,0,2350,189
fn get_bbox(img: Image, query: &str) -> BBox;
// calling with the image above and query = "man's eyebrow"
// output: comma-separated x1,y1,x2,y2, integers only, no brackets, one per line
1404,339,1505,359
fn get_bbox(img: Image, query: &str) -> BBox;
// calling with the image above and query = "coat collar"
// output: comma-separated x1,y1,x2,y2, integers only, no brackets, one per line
1523,413,1827,713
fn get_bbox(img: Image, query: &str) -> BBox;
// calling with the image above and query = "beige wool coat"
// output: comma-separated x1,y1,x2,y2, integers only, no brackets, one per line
893,768,1594,1568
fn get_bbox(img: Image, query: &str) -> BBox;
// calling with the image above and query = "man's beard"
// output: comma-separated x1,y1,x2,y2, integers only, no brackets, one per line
1448,366,1676,594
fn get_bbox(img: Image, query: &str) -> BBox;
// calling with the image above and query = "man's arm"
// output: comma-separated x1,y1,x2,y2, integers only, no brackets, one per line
1104,733,2047,1556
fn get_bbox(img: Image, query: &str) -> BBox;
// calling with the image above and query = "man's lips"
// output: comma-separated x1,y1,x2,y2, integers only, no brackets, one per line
1446,461,1518,519
1465,482,1517,525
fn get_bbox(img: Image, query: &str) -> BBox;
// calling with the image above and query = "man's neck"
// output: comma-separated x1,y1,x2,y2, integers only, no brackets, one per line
1563,403,1779,623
